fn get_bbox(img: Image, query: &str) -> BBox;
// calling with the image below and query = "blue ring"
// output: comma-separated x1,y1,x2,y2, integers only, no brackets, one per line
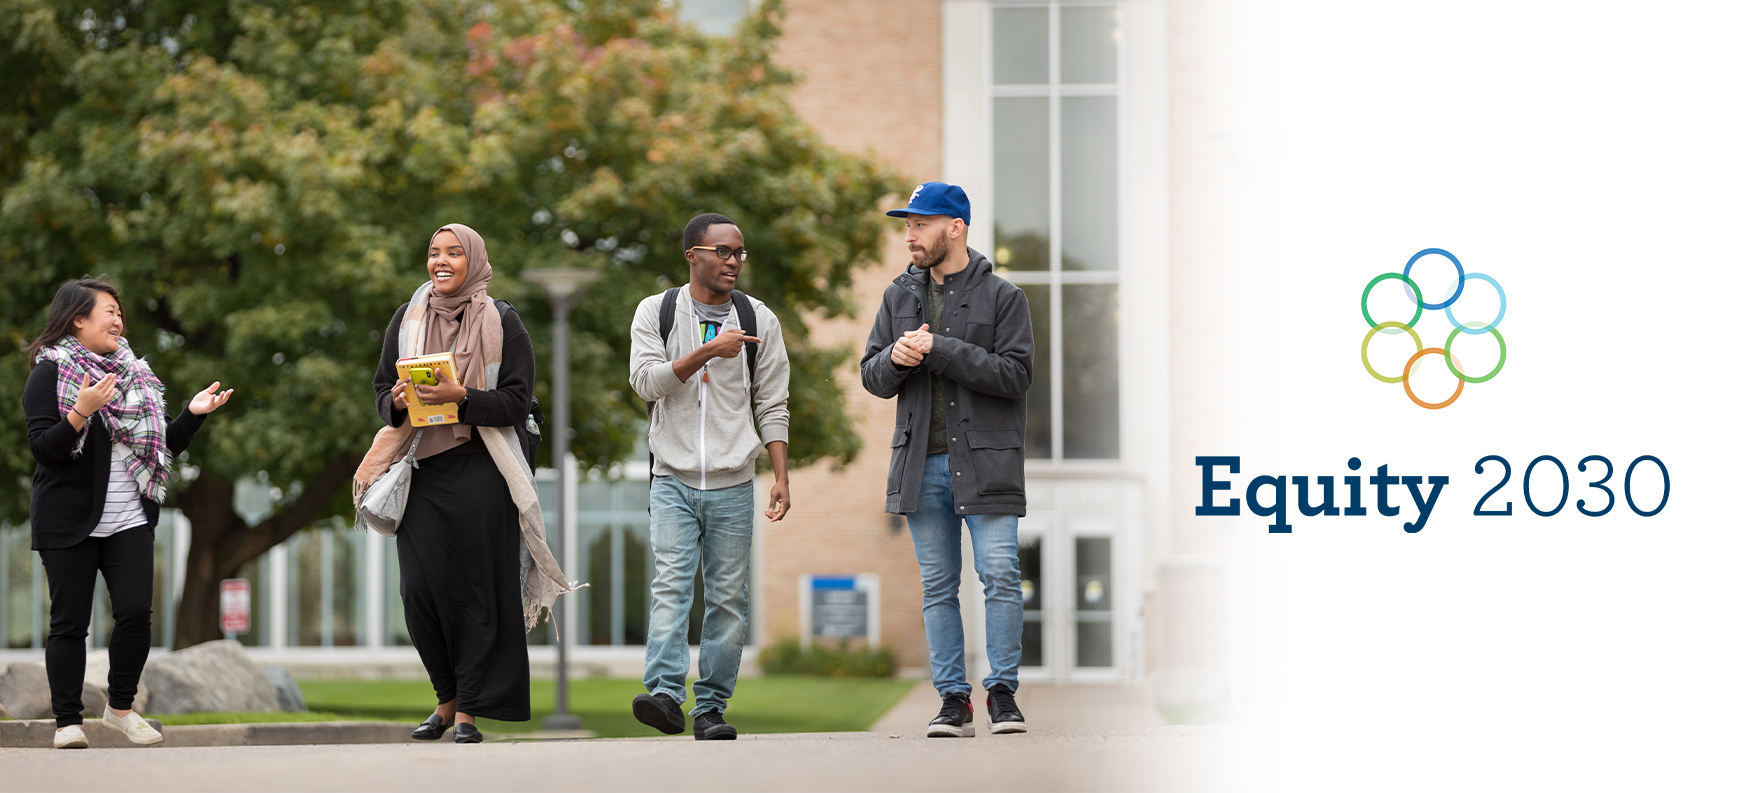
1444,272,1506,334
1401,248,1465,310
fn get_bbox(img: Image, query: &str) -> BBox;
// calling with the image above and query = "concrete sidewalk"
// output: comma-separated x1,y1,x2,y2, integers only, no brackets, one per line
0,726,1233,792
1,685,1234,792
873,680,1168,734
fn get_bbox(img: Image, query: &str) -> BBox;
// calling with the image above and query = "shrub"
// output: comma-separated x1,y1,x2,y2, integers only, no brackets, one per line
759,637,896,677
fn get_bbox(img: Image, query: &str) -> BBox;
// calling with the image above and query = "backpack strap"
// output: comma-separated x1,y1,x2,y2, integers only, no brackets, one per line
657,287,681,346
730,290,758,385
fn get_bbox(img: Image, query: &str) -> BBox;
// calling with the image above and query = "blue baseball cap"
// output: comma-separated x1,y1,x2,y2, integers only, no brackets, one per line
886,182,971,226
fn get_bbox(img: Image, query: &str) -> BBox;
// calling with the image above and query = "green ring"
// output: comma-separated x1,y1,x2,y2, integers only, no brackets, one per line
1361,321,1423,383
1361,273,1424,331
1443,324,1506,383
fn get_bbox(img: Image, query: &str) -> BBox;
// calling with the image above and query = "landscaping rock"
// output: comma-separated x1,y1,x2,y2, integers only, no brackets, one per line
141,640,279,714
80,680,106,717
83,653,151,714
0,662,52,720
262,665,307,713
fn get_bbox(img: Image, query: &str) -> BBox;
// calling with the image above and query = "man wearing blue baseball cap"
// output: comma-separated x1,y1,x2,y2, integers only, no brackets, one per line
861,182,1036,737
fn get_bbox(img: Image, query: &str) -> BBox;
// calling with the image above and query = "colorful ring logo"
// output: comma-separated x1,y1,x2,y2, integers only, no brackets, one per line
1360,248,1507,410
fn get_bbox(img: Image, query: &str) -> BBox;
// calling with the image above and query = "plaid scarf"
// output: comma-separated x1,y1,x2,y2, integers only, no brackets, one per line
35,336,172,502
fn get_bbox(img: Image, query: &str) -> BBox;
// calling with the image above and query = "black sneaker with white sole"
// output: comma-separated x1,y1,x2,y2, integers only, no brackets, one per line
927,692,974,738
632,692,686,735
986,684,1028,734
693,710,738,741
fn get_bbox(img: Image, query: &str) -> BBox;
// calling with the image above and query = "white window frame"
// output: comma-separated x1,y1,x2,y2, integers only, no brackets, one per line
984,0,1126,466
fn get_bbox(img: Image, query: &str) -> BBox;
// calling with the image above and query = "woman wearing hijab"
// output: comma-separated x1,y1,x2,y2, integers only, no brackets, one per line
355,224,572,743
23,277,233,749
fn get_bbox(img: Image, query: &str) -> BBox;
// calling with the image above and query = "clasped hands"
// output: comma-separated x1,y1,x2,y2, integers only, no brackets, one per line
391,369,467,411
889,323,934,368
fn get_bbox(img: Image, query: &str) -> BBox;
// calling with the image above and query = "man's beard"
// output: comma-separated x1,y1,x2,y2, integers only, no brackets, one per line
912,235,951,270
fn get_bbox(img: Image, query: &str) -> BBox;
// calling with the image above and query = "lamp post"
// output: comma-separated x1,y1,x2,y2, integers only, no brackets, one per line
520,266,601,732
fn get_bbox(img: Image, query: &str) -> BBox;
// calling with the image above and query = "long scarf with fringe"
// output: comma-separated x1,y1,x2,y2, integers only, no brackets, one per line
352,244,575,633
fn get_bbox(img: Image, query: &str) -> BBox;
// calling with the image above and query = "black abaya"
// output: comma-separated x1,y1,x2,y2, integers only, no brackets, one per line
395,444,530,721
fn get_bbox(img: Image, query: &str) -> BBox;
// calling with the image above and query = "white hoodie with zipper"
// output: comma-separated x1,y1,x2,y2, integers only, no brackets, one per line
628,285,790,491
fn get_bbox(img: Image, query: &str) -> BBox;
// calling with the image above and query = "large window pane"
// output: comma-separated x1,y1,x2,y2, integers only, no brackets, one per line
1075,537,1113,667
677,0,750,36
1019,539,1044,667
1063,285,1119,458
993,7,1048,85
1023,284,1052,459
1061,96,1118,271
993,97,1050,271
1061,6,1119,84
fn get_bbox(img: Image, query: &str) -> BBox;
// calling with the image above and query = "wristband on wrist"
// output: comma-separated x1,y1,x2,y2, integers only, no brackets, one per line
70,407,88,420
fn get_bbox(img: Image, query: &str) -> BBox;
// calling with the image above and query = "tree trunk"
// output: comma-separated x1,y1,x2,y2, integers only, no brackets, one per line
172,475,244,649
169,457,363,649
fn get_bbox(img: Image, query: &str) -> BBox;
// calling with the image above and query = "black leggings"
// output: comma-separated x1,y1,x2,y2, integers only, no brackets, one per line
39,526,155,728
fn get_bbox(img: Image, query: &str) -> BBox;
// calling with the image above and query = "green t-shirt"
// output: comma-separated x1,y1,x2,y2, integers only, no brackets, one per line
926,276,948,455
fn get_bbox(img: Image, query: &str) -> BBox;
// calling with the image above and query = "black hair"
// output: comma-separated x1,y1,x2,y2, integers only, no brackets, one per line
26,277,123,368
682,213,738,252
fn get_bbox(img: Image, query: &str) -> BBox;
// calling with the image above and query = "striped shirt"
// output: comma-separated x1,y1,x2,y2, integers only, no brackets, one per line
90,450,148,538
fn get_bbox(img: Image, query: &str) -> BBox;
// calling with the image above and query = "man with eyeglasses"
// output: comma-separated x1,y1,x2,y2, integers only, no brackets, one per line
628,212,791,740
862,183,1035,737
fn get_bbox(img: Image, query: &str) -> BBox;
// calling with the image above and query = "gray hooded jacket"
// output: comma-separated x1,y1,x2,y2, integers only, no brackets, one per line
629,286,790,491
861,248,1035,516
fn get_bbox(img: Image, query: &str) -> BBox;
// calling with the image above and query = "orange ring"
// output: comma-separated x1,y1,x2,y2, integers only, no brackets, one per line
1401,348,1465,410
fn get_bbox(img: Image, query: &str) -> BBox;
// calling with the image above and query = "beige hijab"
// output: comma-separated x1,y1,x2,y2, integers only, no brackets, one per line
418,223,498,458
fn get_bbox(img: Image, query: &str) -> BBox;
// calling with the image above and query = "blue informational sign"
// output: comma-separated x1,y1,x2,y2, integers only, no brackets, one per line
811,575,870,638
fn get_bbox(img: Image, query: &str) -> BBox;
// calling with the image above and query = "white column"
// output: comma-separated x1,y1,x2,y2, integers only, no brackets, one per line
365,529,384,650
268,543,289,650
562,452,578,649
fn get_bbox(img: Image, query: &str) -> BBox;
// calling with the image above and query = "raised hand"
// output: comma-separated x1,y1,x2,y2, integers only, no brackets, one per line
73,373,118,419
705,328,762,360
189,382,234,415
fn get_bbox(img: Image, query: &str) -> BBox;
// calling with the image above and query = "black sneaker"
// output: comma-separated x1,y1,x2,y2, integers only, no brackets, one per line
692,710,738,741
927,692,974,738
632,693,686,735
986,684,1028,734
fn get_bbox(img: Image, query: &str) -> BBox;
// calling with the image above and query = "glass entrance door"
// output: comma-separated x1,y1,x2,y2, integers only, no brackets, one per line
1016,508,1127,681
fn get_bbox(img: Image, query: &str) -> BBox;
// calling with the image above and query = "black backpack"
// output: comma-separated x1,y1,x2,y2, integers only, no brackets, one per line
645,287,759,484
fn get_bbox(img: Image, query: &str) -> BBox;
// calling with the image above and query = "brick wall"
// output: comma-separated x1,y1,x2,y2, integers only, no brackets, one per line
759,0,942,674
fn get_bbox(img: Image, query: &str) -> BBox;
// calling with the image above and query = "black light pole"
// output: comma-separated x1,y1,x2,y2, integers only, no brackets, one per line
522,267,599,732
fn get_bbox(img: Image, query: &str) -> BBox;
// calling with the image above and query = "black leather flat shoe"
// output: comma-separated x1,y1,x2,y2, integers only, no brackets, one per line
454,723,483,743
411,713,452,741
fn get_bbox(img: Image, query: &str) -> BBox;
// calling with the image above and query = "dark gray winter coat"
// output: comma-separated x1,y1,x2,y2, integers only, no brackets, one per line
860,248,1035,516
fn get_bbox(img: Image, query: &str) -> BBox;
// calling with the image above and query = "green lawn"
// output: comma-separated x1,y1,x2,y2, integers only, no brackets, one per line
297,676,916,738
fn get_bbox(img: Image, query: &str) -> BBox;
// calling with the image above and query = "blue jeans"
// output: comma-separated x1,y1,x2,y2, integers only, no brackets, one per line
906,453,1022,696
644,476,754,716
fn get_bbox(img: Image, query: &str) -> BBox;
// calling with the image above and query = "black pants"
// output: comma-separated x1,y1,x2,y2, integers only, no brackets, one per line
397,451,530,721
39,526,156,728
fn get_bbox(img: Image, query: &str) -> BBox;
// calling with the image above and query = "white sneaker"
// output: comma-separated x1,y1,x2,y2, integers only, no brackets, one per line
53,725,89,749
102,708,164,745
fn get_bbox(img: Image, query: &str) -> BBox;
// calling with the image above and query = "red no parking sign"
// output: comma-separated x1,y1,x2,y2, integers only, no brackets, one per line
220,578,250,634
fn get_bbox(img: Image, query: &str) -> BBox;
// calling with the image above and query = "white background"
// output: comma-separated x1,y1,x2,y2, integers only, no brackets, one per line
1238,1,1738,789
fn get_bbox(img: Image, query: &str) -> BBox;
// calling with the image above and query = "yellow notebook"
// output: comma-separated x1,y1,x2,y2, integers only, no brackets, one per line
395,352,461,427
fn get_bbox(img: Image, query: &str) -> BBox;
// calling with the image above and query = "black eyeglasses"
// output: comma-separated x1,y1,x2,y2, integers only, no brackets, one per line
688,245,748,262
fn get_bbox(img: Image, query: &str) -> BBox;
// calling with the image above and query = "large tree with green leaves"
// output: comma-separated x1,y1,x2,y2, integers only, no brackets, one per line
0,0,901,648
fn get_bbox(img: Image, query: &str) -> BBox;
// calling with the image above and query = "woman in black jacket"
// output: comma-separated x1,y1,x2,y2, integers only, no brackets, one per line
22,278,232,749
